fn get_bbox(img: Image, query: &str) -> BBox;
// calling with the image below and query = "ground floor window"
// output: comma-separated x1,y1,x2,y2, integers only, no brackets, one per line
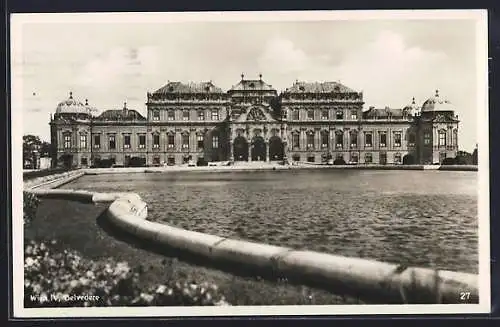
350,153,359,163
365,153,373,163
183,155,191,164
292,154,300,162
81,157,88,166
307,155,315,162
153,156,161,166
394,153,402,164
125,155,131,167
110,156,116,165
167,157,175,165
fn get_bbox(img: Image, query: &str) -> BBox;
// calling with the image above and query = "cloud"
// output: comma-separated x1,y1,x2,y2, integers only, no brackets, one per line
73,46,161,111
258,37,310,74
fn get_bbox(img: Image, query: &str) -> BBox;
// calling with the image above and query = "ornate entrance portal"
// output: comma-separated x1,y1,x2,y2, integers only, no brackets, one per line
233,136,249,161
268,136,284,161
251,136,266,161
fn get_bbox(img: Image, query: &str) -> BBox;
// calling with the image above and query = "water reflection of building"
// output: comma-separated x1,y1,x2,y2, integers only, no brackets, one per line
49,75,460,168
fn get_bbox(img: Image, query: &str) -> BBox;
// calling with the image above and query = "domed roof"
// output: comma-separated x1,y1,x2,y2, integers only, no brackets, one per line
421,90,455,112
55,92,92,115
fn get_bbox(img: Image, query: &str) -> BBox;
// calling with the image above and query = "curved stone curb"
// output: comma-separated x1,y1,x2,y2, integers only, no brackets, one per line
23,169,479,304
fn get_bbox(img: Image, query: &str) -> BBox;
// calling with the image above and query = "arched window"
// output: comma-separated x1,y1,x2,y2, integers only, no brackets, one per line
335,131,344,149
350,131,358,148
292,131,300,149
321,130,329,149
306,131,315,150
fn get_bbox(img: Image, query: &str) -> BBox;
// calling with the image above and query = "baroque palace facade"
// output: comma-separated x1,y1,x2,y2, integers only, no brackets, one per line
49,75,460,168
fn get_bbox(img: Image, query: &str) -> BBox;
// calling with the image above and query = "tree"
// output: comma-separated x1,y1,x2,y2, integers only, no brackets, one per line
23,135,52,169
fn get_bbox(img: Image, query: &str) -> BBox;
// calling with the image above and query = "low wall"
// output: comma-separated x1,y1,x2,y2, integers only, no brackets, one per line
439,165,478,171
23,168,479,304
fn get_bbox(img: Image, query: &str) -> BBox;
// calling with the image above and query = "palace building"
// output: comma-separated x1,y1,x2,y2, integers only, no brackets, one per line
49,75,460,168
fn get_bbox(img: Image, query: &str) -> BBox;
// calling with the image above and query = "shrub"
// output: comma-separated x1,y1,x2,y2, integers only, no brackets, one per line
23,192,40,225
333,158,346,165
129,157,146,167
441,157,456,165
402,154,415,165
24,240,229,307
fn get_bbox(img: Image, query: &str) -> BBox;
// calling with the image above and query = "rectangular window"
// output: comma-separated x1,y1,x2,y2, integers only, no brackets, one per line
292,134,300,149
79,134,87,149
198,110,205,121
394,153,402,164
307,109,314,120
379,132,387,147
212,135,219,149
321,132,329,148
109,135,116,150
93,135,100,149
153,134,160,149
351,153,359,163
124,135,131,149
409,133,416,145
394,132,402,147
211,110,219,121
183,110,190,121
336,133,343,149
336,110,344,120
182,134,189,149
321,110,329,120
167,110,175,121
152,110,160,121
351,110,358,120
197,135,204,150
350,133,358,148
306,133,314,149
64,134,71,149
292,110,300,120
365,133,372,147
307,156,315,163
365,153,373,163
81,157,88,166
139,135,146,149
167,134,175,149
424,132,431,145
439,132,446,146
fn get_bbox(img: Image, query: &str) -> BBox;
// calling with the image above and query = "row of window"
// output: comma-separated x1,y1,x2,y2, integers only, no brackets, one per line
65,134,220,150
151,109,220,121
290,109,358,121
293,152,403,163
290,131,406,150
423,130,458,147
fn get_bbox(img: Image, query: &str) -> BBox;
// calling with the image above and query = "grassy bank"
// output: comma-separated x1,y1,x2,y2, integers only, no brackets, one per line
25,198,363,305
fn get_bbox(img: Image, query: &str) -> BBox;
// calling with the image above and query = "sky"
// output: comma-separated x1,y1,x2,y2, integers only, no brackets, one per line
11,12,485,152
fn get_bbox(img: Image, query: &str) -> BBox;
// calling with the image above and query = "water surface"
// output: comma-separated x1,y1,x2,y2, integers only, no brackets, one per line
62,170,478,273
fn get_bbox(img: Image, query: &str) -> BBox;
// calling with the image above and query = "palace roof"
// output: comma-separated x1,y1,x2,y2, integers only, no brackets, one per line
284,81,357,93
421,90,455,112
229,75,276,92
55,92,93,115
94,106,146,121
362,107,405,119
153,81,225,94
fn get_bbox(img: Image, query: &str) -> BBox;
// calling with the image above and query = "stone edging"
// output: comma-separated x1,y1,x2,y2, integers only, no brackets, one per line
23,170,479,304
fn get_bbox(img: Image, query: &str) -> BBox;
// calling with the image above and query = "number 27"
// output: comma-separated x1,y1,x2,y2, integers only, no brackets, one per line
460,292,471,300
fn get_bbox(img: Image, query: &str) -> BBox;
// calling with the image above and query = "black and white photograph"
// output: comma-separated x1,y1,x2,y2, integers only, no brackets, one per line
11,10,490,317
